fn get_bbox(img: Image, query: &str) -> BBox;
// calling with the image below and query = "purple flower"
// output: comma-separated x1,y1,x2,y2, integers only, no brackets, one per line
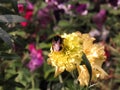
108,0,118,7
45,0,68,5
45,0,71,14
92,9,107,30
27,44,44,72
37,7,52,28
37,0,71,27
71,3,88,15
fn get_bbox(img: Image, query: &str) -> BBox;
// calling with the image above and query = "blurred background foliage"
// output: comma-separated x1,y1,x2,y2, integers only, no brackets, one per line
0,0,120,90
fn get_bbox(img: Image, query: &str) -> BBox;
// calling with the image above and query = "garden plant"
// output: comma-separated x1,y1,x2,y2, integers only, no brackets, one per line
0,0,120,90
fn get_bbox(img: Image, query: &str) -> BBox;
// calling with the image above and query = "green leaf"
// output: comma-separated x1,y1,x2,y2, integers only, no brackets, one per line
51,83,64,90
4,74,25,88
18,0,26,4
38,42,51,49
82,52,92,86
4,81,25,89
44,68,55,79
0,6,15,14
0,0,10,3
43,62,55,79
14,82,25,88
7,74,18,81
0,27,13,47
58,20,70,27
0,15,26,23
0,73,5,85
0,52,20,60
11,0,19,14
0,43,10,51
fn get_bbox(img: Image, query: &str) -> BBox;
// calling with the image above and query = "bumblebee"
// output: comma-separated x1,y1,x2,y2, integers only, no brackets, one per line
52,35,63,52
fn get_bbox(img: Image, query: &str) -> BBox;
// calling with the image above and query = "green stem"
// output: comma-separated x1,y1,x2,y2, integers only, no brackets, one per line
59,75,63,83
31,74,35,90
59,75,65,90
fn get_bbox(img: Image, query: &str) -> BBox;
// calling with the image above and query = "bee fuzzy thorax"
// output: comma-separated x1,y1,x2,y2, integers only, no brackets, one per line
52,35,63,52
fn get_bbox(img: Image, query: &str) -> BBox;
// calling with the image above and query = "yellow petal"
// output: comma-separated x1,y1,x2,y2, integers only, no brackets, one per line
54,66,65,77
77,65,89,86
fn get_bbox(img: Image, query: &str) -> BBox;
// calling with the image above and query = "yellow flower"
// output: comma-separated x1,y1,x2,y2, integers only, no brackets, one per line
48,31,108,86
48,32,83,77
77,34,108,86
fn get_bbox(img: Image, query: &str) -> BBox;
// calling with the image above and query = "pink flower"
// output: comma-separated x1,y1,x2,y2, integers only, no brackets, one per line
20,10,33,27
18,1,34,27
18,4,24,13
27,44,44,72
26,1,34,11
